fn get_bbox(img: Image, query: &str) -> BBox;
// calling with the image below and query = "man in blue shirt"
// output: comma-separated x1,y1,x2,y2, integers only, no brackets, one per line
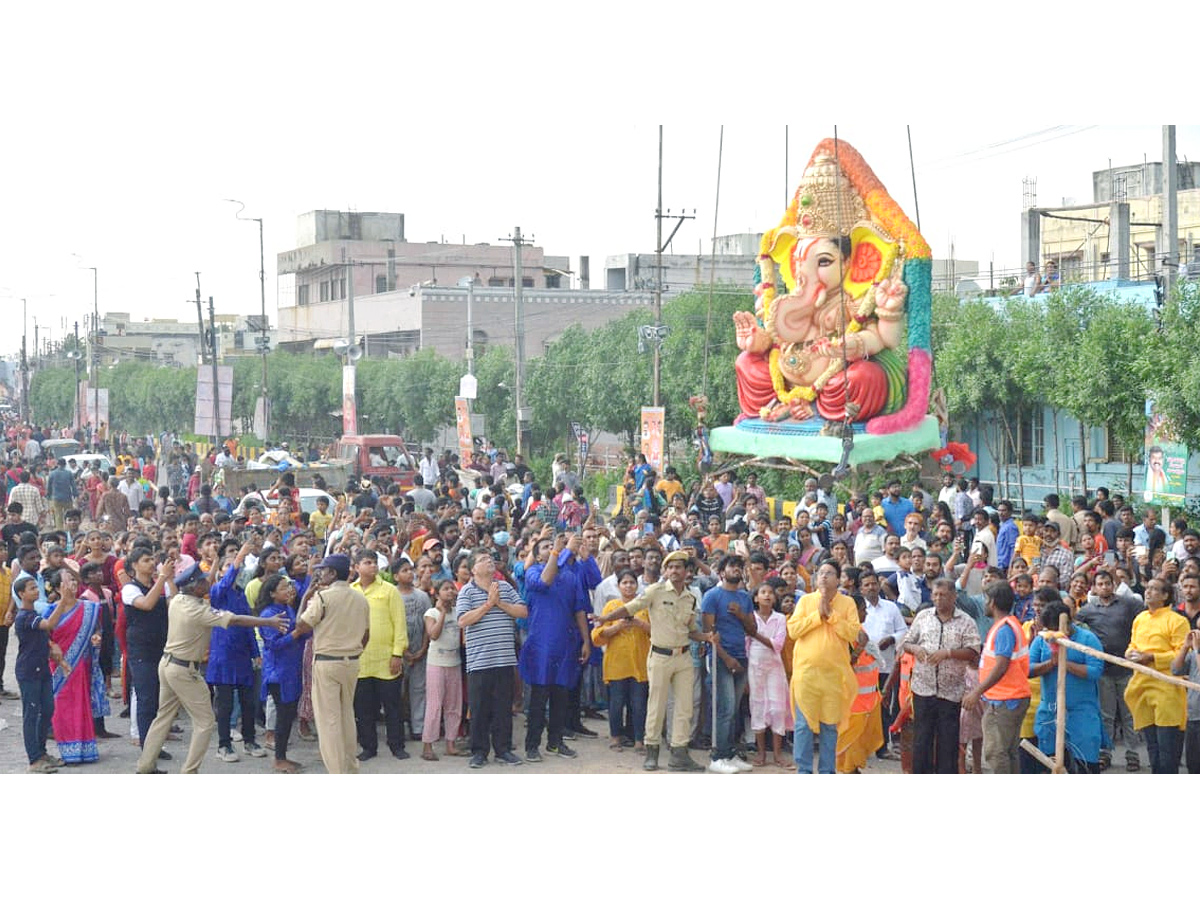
1133,509,1167,549
995,500,1019,571
880,480,914,535
45,459,77,530
700,555,757,774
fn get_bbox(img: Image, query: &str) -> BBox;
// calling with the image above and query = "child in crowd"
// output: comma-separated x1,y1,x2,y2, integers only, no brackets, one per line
421,579,464,761
1016,515,1042,568
746,583,790,767
1012,573,1035,623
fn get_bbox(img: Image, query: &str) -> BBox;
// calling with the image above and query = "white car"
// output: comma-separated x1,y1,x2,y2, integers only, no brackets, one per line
63,453,115,476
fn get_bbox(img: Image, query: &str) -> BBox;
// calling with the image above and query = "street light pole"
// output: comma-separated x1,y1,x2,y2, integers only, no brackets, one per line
89,268,98,440
226,200,269,440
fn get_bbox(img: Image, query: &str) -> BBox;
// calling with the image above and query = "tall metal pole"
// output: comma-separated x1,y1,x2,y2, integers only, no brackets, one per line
194,273,207,364
1163,125,1178,298
346,257,357,437
513,226,525,457
208,296,221,444
654,125,663,407
20,298,29,424
466,279,475,376
73,321,81,430
257,217,269,440
90,268,98,439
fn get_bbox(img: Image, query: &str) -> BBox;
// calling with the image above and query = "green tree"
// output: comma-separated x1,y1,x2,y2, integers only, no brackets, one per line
28,368,78,425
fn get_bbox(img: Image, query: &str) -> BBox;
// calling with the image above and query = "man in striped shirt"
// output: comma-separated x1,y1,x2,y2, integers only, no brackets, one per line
9,472,46,528
456,550,528,768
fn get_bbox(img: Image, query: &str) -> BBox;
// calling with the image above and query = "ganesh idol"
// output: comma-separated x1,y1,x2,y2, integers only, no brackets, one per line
733,150,910,428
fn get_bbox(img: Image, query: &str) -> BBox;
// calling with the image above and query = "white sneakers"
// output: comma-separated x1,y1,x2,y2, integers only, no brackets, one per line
728,756,754,773
217,746,240,763
707,758,739,774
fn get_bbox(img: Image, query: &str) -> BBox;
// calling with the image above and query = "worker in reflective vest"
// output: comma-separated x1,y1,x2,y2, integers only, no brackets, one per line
835,595,884,773
884,651,915,773
962,581,1030,774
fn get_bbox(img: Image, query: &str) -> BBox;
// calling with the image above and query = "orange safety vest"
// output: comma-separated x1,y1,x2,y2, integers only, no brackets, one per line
851,649,881,714
979,614,1031,701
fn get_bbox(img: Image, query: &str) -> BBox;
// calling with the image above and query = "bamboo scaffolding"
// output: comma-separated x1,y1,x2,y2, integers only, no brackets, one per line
1022,616,1196,774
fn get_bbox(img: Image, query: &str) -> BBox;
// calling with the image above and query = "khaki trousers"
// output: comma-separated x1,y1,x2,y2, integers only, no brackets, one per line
644,650,693,748
136,658,215,774
981,698,1029,774
312,658,361,774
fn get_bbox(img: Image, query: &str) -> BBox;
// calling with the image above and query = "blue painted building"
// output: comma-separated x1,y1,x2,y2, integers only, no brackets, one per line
954,279,1199,513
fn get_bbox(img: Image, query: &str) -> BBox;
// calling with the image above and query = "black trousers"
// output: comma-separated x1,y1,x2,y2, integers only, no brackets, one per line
128,652,161,747
354,676,403,755
468,666,514,757
1186,721,1200,775
267,684,298,762
213,683,257,749
526,683,568,752
0,625,8,687
912,694,960,774
878,672,897,747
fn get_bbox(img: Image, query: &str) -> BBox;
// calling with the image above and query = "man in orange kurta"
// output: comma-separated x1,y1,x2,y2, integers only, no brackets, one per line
788,560,861,773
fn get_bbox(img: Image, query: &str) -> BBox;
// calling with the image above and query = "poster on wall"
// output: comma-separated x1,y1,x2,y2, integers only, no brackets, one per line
640,406,664,472
1143,398,1188,505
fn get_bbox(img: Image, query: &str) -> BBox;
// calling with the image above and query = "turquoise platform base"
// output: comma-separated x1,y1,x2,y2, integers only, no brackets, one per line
709,415,941,466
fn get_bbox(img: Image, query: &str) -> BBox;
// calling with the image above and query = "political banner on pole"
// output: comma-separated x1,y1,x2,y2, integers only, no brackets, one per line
194,367,233,437
1143,398,1188,504
640,406,664,472
455,397,473,461
342,365,358,437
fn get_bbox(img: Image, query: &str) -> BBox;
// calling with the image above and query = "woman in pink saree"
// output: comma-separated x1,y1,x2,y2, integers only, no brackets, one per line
47,568,109,765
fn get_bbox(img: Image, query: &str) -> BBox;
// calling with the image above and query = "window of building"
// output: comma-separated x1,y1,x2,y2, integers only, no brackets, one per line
522,277,534,288
297,284,310,306
999,405,1044,467
320,281,330,303
488,277,505,287
1107,427,1141,464
376,274,387,294
545,274,562,288
336,278,346,300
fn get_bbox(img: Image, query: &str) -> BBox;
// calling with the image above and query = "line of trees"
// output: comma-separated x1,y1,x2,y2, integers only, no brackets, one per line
26,287,751,454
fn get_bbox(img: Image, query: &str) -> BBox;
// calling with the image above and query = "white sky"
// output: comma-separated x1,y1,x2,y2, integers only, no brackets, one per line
1,5,1191,359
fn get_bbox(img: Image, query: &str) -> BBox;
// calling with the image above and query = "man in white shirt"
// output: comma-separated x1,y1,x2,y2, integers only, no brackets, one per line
936,472,959,509
215,447,236,469
419,448,440,487
592,549,629,616
860,570,907,757
853,508,887,565
871,535,904,577
968,508,997,567
118,470,143,514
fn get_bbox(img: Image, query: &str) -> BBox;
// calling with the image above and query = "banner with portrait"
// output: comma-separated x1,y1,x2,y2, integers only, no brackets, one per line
640,406,664,472
1143,398,1187,505
455,397,473,461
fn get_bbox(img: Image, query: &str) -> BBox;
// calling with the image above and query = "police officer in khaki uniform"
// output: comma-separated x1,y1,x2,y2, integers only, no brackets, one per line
136,551,287,774
291,554,370,774
598,549,715,772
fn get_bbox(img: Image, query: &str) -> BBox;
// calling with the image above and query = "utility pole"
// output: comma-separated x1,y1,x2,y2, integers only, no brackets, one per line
501,227,533,456
651,126,694,407
343,256,358,438
73,321,81,430
208,295,221,444
1163,125,1179,298
256,217,269,440
19,298,29,423
466,279,475,376
89,268,98,437
193,273,207,364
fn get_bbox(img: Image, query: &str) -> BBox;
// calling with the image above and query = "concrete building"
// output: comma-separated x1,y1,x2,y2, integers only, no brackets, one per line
278,285,653,360
1024,159,1200,283
98,312,276,368
277,210,574,311
603,232,760,294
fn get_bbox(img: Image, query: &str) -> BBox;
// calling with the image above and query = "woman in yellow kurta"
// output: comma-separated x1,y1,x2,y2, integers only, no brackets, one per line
1124,578,1188,774
835,594,883,773
788,560,860,774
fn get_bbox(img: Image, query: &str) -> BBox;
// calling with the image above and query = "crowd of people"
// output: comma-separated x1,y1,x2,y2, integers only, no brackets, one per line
2,419,1198,775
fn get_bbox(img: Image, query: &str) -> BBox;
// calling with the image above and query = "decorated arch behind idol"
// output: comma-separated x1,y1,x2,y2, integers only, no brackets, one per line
708,138,940,467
